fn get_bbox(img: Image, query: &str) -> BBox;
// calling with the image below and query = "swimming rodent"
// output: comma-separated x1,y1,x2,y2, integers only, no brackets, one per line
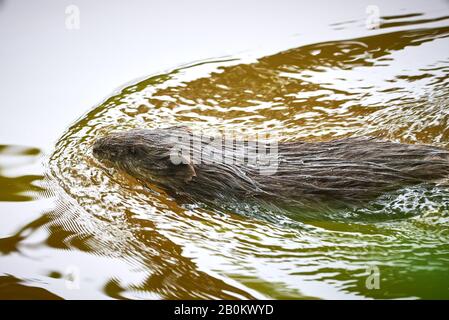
92,126,449,210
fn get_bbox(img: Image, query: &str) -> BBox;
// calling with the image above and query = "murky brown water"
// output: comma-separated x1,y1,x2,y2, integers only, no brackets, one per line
1,1,449,299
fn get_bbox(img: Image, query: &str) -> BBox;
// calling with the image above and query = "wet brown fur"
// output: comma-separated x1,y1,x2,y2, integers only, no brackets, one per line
93,127,449,209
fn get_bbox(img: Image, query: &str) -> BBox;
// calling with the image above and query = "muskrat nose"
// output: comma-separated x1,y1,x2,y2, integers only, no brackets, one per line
92,138,106,159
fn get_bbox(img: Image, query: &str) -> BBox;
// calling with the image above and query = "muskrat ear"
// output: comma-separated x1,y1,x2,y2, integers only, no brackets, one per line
181,161,196,183
171,155,196,183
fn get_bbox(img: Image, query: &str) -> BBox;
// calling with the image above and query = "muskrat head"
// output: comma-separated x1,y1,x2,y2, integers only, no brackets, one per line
92,131,137,164
92,128,196,188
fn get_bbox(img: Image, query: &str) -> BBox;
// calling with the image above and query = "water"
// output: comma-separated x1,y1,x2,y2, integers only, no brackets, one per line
1,0,449,299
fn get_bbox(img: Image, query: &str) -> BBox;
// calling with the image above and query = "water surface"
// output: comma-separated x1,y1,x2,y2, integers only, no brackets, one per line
1,0,449,299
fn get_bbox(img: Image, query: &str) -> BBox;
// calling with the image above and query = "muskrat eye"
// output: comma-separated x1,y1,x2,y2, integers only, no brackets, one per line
129,144,147,157
129,146,138,156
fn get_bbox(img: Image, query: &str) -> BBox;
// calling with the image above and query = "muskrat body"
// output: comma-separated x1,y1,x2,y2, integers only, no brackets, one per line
92,127,449,209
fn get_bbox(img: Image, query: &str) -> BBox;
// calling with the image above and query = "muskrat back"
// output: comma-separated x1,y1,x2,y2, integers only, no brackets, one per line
92,127,449,209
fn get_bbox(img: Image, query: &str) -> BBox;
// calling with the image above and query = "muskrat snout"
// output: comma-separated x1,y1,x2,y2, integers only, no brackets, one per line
92,131,146,164
92,136,117,162
92,137,106,159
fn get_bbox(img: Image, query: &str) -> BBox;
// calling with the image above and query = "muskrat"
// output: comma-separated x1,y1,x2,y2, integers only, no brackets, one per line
92,127,449,210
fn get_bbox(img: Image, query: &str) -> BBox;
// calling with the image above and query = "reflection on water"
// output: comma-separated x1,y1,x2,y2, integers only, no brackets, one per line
2,5,449,299
0,275,62,300
0,145,255,299
0,145,44,202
